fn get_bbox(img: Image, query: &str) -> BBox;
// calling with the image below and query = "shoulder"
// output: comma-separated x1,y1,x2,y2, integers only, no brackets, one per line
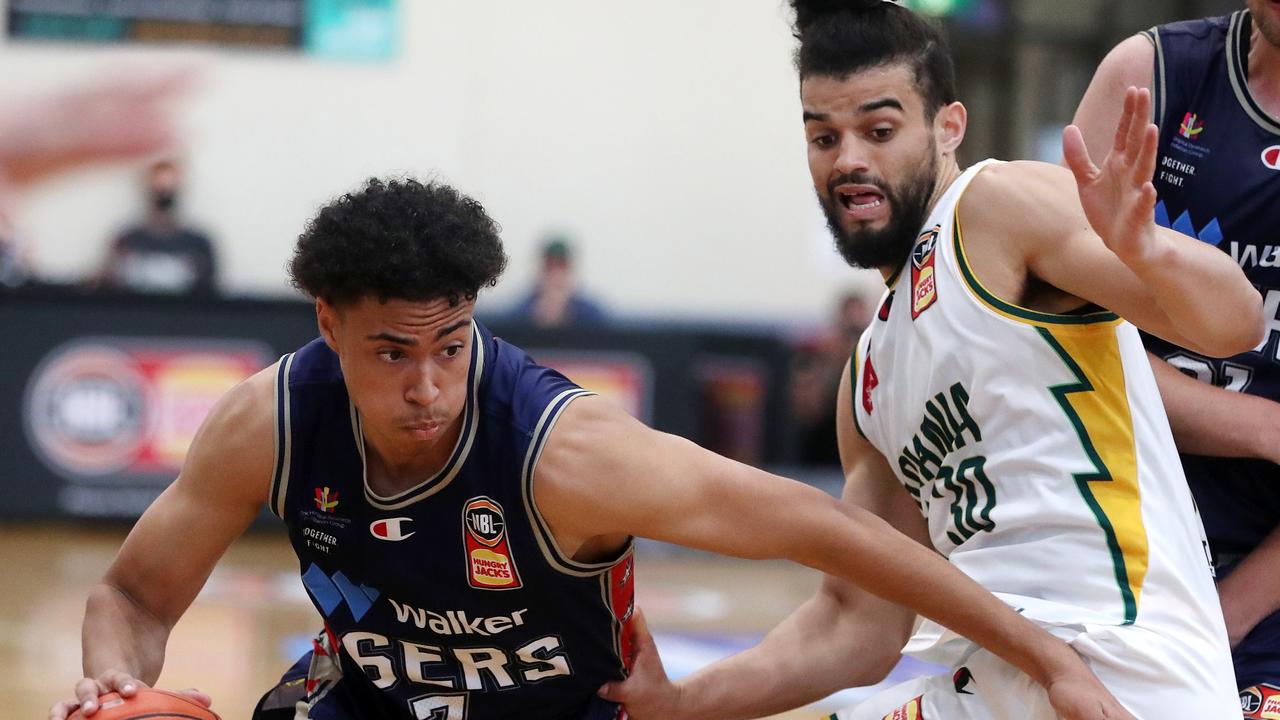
1092,34,1157,92
958,162,1086,264
180,362,277,503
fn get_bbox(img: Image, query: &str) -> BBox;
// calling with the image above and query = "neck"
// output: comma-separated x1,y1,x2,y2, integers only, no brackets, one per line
363,415,464,493
877,156,963,282
1249,21,1280,117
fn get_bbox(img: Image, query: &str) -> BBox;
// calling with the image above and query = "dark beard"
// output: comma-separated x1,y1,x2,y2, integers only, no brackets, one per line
819,153,938,271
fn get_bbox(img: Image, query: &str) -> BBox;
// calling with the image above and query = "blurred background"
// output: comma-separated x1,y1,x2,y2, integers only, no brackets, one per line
0,0,1244,717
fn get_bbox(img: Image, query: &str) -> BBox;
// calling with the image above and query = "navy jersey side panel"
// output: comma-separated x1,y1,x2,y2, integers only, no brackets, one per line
271,324,635,720
1143,11,1280,556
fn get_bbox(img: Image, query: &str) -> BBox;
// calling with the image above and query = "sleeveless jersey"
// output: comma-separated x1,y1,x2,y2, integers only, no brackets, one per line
270,322,635,720
852,162,1231,674
1143,10,1280,558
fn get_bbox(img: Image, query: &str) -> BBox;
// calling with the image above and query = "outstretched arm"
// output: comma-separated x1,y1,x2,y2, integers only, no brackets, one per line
535,370,1132,720
598,363,922,718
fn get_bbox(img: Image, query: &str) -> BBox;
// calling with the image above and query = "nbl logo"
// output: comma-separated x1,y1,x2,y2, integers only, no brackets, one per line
462,497,522,590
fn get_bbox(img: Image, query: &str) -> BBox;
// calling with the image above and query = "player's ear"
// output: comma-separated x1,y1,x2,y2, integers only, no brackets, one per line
316,299,340,352
935,101,967,156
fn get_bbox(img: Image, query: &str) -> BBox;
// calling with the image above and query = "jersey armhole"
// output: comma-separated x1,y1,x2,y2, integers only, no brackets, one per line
520,389,634,577
850,343,867,440
269,353,296,519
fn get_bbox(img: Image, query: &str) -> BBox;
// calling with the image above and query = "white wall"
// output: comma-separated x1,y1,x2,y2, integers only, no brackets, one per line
1,0,880,322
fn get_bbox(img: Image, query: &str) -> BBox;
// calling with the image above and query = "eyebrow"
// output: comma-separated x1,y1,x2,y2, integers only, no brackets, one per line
366,331,417,346
435,320,471,340
803,98,904,123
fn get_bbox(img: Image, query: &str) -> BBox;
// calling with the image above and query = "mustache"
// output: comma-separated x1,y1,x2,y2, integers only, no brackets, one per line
827,172,890,198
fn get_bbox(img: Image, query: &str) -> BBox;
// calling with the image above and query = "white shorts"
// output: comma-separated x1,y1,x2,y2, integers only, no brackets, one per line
832,624,1239,720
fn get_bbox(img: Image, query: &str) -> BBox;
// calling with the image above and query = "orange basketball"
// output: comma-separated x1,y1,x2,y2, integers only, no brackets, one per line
68,689,221,720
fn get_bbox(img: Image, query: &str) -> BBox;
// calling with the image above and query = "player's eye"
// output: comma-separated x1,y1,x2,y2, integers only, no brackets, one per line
810,134,835,148
378,349,406,362
871,127,894,141
442,344,463,359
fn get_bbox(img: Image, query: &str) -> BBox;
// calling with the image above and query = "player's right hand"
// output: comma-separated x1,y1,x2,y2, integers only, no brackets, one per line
1044,671,1137,720
597,609,689,720
48,673,212,720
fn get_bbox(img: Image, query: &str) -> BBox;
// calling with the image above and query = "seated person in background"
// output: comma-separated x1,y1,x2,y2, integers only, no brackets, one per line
507,235,608,328
99,159,217,296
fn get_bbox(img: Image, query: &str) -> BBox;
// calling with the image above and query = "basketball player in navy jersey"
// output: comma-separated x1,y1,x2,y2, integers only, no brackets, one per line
1070,1,1280,715
51,178,1128,720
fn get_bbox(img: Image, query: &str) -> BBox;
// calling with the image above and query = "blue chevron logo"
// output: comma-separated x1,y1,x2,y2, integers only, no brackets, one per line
1155,201,1223,246
301,564,381,621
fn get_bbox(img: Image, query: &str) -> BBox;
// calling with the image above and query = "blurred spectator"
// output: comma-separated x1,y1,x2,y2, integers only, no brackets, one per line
508,235,608,327
99,159,217,295
791,290,873,465
0,71,189,288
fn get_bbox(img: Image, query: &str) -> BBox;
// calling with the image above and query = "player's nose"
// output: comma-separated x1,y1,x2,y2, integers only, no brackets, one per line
832,136,871,176
404,364,441,405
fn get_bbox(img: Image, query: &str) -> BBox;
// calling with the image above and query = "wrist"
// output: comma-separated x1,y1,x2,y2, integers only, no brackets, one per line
1114,227,1170,274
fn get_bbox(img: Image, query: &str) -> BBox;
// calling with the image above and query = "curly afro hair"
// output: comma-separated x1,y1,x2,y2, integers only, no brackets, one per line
289,177,508,307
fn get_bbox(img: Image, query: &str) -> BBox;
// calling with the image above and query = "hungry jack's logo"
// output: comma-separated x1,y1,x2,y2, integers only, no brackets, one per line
314,487,340,513
463,497,523,590
882,695,925,720
911,226,940,319
1179,112,1204,140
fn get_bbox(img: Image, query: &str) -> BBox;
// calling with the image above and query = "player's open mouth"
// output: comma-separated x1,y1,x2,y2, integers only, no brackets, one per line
835,185,887,220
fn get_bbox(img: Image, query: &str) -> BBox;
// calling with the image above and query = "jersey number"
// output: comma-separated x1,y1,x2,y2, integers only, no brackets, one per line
411,694,467,720
930,455,997,545
1166,352,1253,392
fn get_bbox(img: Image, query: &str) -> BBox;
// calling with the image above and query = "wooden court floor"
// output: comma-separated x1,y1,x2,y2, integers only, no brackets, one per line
5,524,846,719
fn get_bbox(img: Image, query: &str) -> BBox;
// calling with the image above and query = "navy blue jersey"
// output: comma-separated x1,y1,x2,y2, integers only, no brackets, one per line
1142,10,1280,556
269,322,635,719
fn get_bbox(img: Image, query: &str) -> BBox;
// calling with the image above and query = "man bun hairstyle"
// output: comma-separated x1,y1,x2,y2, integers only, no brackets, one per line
290,177,508,307
791,0,957,119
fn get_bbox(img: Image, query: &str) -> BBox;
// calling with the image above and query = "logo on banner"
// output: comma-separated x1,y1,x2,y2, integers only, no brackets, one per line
882,695,925,720
24,338,268,482
911,227,940,319
370,517,415,541
463,497,522,590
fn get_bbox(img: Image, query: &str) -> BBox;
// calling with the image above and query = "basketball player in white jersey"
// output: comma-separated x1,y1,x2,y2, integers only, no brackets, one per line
602,1,1264,718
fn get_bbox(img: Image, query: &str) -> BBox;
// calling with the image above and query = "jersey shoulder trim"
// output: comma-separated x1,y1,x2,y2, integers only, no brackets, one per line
270,352,297,519
951,207,1121,327
1227,10,1280,136
519,388,635,577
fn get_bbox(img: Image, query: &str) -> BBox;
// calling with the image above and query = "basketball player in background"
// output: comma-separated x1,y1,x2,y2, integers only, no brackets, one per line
1070,1,1280,715
50,177,1130,720
604,1,1263,718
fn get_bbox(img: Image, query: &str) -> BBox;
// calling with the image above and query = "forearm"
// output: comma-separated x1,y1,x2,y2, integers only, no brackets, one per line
1149,353,1280,461
1126,230,1263,356
798,499,1082,689
82,582,172,684
673,592,900,719
1218,525,1280,647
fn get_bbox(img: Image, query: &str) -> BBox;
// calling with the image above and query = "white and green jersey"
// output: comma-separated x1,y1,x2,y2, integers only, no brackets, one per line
853,161,1232,673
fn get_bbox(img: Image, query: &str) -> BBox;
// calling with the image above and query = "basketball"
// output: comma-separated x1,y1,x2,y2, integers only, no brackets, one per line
68,689,220,720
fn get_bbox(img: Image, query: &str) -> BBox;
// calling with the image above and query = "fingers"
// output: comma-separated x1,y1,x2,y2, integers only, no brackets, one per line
49,699,80,720
1131,122,1159,187
1112,87,1136,156
1062,125,1097,186
178,688,213,708
74,677,106,716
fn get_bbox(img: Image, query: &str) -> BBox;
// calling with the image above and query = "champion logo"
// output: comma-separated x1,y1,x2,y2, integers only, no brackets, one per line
1263,145,1280,171
370,517,415,541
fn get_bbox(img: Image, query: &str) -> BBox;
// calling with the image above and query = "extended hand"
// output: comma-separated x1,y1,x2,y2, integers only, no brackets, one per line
1062,87,1161,267
1045,671,1136,720
48,672,211,720
598,609,688,720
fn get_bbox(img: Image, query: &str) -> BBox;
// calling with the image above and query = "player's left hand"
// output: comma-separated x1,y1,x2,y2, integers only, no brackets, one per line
1063,86,1162,268
1044,670,1137,720
597,609,687,720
